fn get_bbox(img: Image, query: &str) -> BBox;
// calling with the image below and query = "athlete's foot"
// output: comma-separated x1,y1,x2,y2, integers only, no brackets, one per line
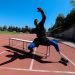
60,57,69,63
59,60,67,66
59,57,69,66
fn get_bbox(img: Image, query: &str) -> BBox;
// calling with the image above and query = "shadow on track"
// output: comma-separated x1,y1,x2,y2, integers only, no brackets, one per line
0,46,63,66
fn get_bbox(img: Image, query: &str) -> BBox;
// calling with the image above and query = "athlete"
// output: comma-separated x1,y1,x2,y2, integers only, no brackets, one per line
28,8,68,65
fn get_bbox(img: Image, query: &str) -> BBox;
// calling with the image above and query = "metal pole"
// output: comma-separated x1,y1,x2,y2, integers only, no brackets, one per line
9,38,10,46
23,41,24,50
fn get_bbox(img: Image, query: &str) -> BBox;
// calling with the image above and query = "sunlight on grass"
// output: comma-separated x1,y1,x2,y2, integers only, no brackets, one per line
0,31,20,34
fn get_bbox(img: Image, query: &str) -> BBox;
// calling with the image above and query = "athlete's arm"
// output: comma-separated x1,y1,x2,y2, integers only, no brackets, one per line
37,8,46,26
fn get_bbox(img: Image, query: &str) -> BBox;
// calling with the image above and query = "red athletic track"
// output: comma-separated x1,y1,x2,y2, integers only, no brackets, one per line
0,34,75,75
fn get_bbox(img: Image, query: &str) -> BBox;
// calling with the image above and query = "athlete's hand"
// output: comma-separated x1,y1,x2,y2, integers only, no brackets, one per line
37,8,43,12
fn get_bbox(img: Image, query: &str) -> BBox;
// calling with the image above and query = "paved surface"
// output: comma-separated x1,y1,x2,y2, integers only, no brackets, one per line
0,34,75,75
62,41,75,48
48,37,75,48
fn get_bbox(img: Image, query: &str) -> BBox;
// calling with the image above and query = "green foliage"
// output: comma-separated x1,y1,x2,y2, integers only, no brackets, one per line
0,31,20,34
48,14,65,33
0,25,31,33
70,0,75,7
64,8,75,29
48,9,75,35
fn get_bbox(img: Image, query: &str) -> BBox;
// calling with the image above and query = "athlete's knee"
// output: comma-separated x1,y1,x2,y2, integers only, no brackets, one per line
28,45,32,50
28,43,35,50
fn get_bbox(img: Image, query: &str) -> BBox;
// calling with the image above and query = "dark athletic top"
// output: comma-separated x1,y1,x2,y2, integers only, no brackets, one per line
32,11,46,38
32,10,50,46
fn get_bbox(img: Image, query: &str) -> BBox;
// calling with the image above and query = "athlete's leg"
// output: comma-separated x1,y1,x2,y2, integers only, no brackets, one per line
48,39,69,65
49,39,62,57
28,42,36,53
49,40,59,51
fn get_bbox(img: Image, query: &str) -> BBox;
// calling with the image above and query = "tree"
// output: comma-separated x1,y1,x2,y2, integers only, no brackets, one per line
70,0,75,7
8,26,13,32
51,14,65,34
64,8,75,29
2,25,7,31
0,26,3,31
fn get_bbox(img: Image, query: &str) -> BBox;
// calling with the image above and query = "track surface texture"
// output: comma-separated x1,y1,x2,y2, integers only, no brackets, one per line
0,34,75,75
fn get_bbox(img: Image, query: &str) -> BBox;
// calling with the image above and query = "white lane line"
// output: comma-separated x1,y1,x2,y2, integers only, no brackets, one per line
32,70,75,74
0,67,49,72
50,71,75,74
0,67,75,74
0,51,6,55
0,41,24,55
0,39,12,55
29,48,36,70
0,42,23,55
61,52,75,66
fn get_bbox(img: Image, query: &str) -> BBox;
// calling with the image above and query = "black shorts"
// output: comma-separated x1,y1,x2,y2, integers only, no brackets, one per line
33,37,50,47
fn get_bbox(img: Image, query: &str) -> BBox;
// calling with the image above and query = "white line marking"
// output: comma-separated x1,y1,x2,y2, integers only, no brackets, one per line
30,69,50,72
32,70,75,74
0,67,75,74
0,41,24,55
50,71,75,74
0,51,6,55
29,48,36,70
0,38,12,55
61,52,75,66
0,38,75,74
0,42,23,55
0,67,49,72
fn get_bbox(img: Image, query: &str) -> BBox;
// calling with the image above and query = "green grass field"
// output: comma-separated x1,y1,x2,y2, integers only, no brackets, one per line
0,31,20,34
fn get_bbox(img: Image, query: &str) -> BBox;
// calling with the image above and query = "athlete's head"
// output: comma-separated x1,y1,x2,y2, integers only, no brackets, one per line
34,19,38,26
